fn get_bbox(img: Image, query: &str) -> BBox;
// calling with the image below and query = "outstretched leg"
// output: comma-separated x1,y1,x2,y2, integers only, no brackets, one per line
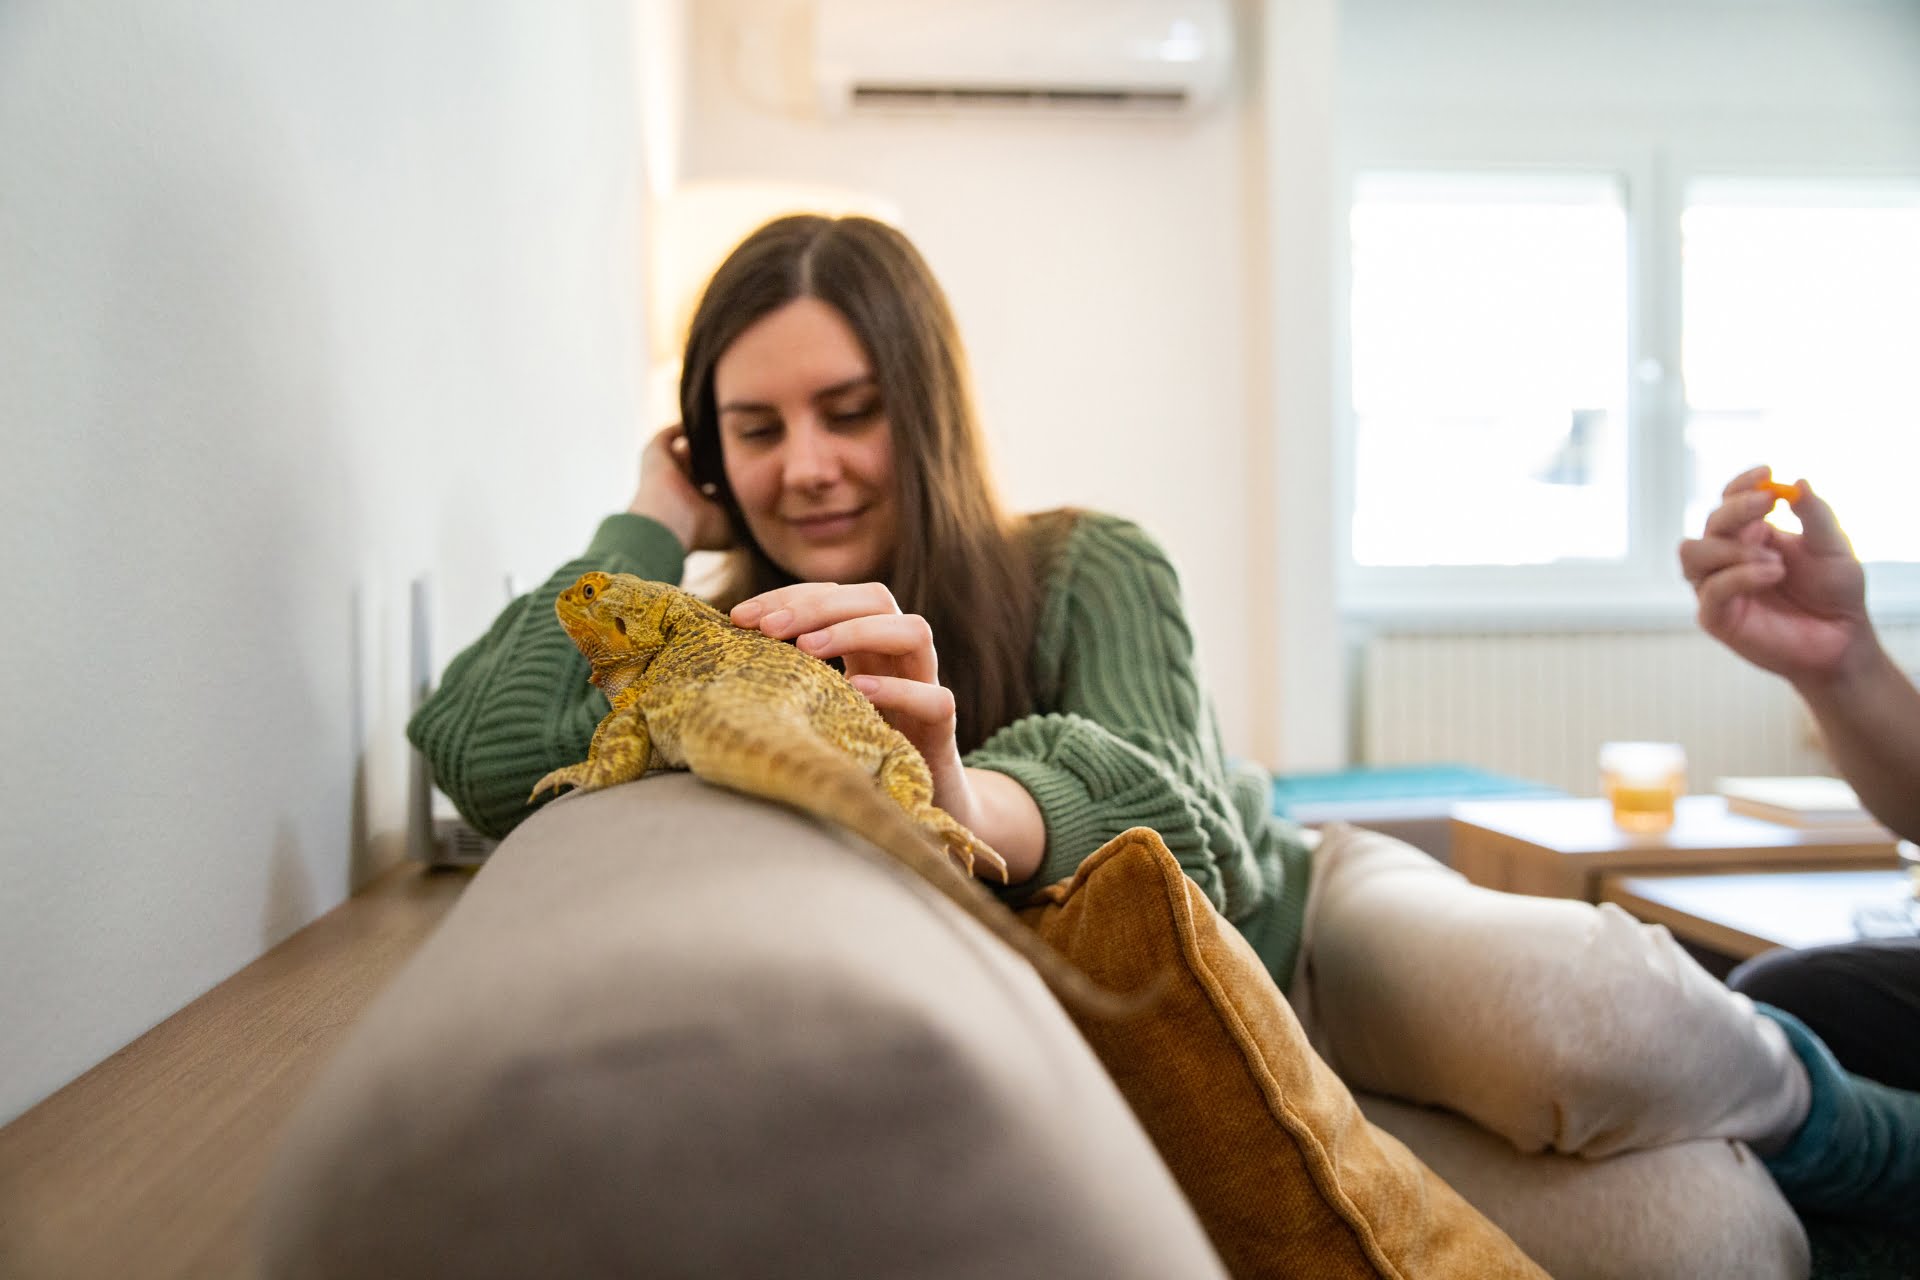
1292,825,1806,1158
1757,1005,1920,1228
1298,824,1920,1237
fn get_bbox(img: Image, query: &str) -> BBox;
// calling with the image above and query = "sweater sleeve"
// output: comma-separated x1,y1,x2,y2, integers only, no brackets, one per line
965,516,1268,921
406,513,687,839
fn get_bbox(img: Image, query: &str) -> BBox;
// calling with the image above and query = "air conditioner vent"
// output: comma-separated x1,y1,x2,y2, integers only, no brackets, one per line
810,0,1231,118
850,84,1190,111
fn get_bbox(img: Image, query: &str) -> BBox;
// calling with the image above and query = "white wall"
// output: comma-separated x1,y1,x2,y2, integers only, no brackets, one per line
0,1,647,1124
1342,0,1920,134
678,0,1274,758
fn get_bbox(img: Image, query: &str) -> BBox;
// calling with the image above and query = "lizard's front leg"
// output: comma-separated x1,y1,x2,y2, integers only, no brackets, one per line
529,703,654,801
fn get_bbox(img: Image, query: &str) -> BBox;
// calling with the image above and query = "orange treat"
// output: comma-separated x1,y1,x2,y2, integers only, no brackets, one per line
1755,479,1800,503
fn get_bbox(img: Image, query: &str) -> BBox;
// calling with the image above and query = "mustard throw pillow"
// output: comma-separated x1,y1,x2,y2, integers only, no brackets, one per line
1020,828,1546,1280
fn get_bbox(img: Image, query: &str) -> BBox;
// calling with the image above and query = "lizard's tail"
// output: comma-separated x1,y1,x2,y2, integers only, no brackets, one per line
679,713,1158,1021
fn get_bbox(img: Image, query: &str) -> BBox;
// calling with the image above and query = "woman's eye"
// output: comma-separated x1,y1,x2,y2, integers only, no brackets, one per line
829,402,881,427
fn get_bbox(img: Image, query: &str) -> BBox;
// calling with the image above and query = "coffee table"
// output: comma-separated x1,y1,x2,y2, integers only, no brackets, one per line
1448,796,1900,902
1598,869,1914,961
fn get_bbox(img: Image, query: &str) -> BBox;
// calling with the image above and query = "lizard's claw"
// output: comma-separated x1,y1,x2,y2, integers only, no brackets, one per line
917,808,1011,884
529,763,594,803
950,830,1010,885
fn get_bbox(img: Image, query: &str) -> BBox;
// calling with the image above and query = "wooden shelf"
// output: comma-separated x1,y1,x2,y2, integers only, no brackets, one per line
0,860,470,1279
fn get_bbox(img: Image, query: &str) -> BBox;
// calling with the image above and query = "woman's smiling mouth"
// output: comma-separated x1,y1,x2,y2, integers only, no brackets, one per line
786,507,867,541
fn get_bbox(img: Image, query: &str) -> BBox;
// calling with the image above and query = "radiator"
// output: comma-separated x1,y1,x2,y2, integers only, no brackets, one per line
1357,626,1920,796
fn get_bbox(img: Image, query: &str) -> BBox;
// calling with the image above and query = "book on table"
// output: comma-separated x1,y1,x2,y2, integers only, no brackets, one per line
1714,775,1880,827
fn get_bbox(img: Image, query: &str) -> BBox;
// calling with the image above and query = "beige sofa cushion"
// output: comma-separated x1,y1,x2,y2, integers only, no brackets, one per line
1358,1094,1810,1280
256,774,1227,1279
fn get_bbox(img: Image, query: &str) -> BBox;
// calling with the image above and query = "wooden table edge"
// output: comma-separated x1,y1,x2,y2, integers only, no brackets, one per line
1599,873,1784,962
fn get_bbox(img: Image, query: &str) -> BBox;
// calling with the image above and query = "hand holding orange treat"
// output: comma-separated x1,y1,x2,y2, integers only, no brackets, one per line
1678,465,1868,684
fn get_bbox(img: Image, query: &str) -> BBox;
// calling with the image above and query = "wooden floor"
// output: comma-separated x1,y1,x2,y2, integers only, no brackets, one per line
0,860,470,1280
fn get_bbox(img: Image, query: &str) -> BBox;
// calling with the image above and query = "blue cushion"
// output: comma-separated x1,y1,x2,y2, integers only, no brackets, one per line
1270,764,1561,820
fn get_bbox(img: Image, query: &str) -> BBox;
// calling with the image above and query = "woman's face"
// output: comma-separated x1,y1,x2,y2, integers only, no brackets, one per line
714,297,899,585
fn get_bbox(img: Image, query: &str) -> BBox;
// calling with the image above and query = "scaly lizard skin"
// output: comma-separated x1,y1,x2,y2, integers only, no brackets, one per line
530,571,1143,1018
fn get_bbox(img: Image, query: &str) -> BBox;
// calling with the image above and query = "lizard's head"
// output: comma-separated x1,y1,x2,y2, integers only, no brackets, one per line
553,572,674,686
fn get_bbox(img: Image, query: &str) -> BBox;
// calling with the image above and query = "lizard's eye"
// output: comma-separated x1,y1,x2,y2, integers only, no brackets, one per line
582,583,595,600
613,616,627,636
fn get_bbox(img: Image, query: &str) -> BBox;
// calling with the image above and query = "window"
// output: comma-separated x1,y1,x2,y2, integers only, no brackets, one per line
1344,167,1920,615
1682,180,1920,562
1349,173,1630,568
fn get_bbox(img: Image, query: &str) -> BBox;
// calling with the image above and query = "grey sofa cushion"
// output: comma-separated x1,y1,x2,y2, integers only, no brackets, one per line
256,773,1226,1279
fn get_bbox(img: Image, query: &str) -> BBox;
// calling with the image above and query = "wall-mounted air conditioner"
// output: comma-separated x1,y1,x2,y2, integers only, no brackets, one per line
810,0,1233,116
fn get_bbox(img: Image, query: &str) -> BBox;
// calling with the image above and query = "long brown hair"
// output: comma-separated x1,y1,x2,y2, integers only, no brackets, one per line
679,214,1058,751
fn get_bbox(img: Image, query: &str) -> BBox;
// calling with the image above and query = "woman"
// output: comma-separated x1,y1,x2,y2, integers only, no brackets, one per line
411,214,1919,1239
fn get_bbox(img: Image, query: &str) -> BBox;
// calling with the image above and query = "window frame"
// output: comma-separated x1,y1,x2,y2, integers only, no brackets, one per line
1335,122,1920,628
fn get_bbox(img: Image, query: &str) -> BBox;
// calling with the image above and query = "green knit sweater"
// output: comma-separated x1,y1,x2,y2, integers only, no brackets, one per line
407,510,1313,989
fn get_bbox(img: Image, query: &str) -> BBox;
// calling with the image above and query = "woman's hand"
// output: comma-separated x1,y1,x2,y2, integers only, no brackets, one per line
731,582,1045,881
628,424,732,553
1678,465,1872,688
733,581,961,778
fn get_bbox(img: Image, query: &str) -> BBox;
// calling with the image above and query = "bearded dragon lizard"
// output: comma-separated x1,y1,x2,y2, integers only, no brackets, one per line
530,571,1146,1019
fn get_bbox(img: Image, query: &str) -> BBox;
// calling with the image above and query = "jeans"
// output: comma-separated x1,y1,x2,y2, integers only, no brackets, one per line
1729,938,1920,1091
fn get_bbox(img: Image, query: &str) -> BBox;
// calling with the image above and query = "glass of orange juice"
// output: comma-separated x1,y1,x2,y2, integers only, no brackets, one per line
1599,741,1687,833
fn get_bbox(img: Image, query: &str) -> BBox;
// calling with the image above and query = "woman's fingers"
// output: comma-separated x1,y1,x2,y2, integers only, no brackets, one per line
798,613,939,683
731,581,897,633
728,581,943,687
631,424,736,552
847,673,956,730
640,424,695,489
